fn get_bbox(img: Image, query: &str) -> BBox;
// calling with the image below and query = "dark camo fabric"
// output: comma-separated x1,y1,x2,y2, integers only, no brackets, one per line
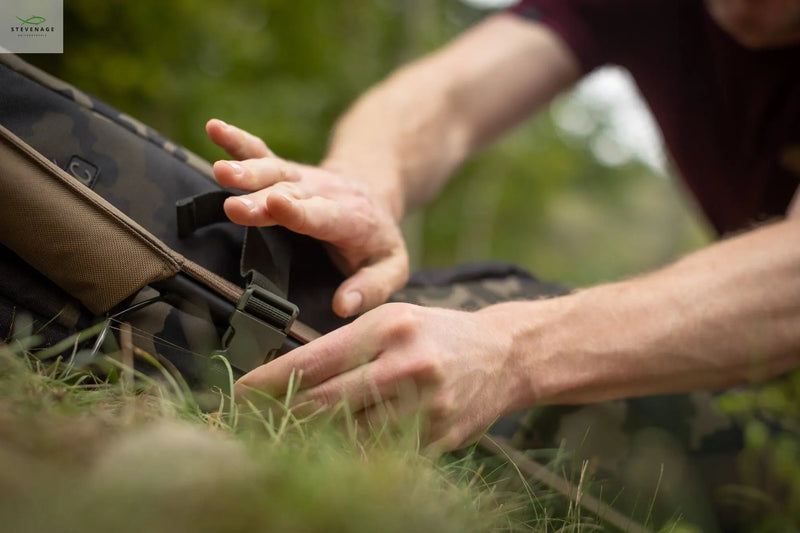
0,54,243,282
389,261,569,309
0,53,252,389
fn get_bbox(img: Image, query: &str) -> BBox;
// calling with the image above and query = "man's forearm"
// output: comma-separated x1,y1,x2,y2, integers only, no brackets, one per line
320,57,470,221
486,217,800,412
322,13,581,220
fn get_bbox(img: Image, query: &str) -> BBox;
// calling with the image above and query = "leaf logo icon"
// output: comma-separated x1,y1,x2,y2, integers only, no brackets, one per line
16,15,47,25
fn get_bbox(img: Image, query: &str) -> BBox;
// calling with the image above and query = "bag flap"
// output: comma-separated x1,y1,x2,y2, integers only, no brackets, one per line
0,124,184,315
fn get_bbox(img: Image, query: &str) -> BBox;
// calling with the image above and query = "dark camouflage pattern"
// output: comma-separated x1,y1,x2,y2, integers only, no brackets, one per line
0,54,244,283
389,262,569,309
0,54,570,377
0,53,756,529
504,395,745,531
0,53,251,389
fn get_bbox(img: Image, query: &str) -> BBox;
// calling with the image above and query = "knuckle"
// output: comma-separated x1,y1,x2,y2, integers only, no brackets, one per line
277,160,300,182
428,393,457,422
308,383,339,408
414,356,445,384
380,304,423,344
392,348,444,385
346,191,377,217
345,199,379,236
272,181,305,199
255,138,270,154
297,353,325,387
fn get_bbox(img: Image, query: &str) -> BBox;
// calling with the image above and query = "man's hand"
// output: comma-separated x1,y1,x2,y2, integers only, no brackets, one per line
235,302,528,452
206,119,409,317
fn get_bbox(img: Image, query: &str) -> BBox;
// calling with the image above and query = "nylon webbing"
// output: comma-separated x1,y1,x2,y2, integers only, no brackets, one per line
175,190,293,297
175,190,232,239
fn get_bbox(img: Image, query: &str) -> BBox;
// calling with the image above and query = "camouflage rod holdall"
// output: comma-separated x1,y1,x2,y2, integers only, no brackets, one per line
0,53,352,388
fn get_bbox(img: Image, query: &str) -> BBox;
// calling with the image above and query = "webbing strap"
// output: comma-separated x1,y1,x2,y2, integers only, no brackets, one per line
175,190,232,239
241,227,292,297
158,266,317,372
175,191,293,297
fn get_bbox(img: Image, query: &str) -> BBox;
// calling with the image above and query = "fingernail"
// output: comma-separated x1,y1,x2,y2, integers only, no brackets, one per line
276,192,294,206
217,119,228,128
238,197,258,213
226,161,244,176
343,291,363,315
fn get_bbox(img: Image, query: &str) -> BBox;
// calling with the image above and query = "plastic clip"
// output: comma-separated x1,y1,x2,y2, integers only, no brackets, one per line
220,284,299,372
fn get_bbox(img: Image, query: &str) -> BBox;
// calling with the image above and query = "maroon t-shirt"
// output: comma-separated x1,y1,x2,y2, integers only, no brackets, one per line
511,0,800,234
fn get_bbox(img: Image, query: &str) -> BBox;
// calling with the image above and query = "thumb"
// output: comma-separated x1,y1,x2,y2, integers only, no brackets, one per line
332,254,409,317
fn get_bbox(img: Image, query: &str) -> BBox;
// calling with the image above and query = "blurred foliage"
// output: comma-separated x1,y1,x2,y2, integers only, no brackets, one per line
417,109,711,286
715,369,800,531
27,0,473,163
25,0,710,287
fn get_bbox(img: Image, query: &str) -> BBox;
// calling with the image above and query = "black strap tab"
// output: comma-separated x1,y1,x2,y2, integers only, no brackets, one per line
175,190,232,239
241,226,292,297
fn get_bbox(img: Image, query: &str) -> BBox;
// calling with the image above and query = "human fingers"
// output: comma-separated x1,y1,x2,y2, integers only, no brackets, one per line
351,398,408,435
212,157,301,191
265,191,362,242
265,193,409,315
354,389,484,454
221,181,391,244
332,254,409,317
289,353,424,415
234,314,381,399
205,118,275,160
347,367,486,452
423,425,487,456
221,182,308,227
266,190,407,268
351,380,429,429
221,182,348,233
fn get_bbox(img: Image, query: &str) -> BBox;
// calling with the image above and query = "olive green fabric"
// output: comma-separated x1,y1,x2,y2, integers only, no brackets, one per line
0,124,183,315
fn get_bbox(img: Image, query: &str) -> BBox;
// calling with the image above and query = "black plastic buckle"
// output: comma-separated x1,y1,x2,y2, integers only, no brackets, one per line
220,284,299,372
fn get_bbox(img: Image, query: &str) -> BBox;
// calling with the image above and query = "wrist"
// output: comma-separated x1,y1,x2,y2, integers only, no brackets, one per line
478,290,637,410
476,298,572,413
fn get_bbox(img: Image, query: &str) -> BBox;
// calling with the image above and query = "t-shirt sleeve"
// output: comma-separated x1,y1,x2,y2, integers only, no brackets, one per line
508,0,668,74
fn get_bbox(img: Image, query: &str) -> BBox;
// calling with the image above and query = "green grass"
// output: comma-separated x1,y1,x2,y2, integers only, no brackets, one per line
0,331,557,533
5,323,796,532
